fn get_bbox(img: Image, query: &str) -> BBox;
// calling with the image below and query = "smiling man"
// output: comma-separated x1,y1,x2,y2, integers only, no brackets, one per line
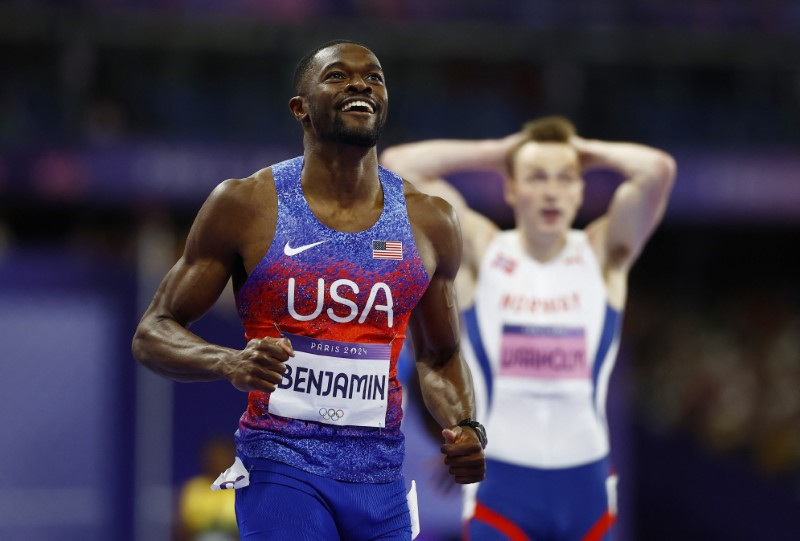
381,117,675,540
132,40,486,540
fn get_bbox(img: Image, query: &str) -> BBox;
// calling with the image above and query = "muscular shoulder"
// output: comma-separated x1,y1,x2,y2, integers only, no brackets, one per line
404,180,461,278
405,177,456,218
206,167,275,215
186,168,277,262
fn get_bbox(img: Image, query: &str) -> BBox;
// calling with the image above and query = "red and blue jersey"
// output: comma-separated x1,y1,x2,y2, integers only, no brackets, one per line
233,156,430,483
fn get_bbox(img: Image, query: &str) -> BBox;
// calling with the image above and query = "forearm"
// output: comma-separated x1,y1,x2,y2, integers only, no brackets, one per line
581,138,676,266
132,314,236,382
416,351,476,429
381,132,525,182
575,138,676,187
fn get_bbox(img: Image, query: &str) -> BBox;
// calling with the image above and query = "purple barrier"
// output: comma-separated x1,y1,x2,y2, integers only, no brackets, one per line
2,144,799,223
1,142,296,205
446,148,800,225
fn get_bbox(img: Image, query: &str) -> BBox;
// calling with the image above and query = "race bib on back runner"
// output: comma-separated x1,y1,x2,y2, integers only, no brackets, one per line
499,324,588,380
268,332,391,427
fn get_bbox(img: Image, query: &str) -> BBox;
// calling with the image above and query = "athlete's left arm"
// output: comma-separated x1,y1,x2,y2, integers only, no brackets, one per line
406,192,486,484
578,136,676,269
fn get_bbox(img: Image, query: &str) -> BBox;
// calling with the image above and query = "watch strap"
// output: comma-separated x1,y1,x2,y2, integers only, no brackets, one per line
457,418,487,449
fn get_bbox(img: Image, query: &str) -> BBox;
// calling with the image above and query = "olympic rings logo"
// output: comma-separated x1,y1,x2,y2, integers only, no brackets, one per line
319,408,344,421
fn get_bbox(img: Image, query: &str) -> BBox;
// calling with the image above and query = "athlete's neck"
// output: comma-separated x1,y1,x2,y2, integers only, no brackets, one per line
300,146,384,233
301,144,381,205
518,228,568,263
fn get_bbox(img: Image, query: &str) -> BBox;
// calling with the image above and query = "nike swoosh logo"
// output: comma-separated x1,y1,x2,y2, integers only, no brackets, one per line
284,240,327,256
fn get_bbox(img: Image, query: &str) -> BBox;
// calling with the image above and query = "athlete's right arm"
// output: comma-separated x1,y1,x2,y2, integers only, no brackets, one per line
131,178,292,392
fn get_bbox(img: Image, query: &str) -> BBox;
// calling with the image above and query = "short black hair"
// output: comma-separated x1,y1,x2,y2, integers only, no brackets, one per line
292,39,373,95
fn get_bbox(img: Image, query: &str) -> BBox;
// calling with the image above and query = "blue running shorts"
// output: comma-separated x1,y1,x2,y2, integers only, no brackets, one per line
467,457,615,541
235,456,412,540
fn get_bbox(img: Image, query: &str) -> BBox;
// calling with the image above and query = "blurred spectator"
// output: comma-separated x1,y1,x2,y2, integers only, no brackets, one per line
630,291,800,479
177,436,239,541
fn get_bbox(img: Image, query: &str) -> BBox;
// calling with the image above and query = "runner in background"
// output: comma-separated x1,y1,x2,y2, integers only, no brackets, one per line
381,116,675,540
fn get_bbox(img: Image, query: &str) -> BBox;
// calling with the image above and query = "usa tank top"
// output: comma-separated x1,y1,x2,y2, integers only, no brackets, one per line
234,156,430,482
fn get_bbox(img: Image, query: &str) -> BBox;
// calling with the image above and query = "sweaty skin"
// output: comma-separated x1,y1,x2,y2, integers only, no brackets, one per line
132,42,485,485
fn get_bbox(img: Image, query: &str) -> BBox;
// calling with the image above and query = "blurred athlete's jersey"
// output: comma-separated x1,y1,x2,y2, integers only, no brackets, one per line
234,156,429,483
463,229,621,539
463,229,622,468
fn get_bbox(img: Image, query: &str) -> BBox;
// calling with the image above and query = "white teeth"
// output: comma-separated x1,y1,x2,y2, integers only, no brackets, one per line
341,100,374,113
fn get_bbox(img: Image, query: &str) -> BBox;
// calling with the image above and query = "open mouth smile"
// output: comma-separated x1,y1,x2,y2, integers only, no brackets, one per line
340,100,375,114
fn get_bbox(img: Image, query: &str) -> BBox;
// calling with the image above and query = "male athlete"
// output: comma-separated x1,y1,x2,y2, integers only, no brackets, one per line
381,117,675,540
132,40,486,540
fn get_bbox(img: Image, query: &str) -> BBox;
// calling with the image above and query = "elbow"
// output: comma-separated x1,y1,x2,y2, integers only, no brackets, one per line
655,152,677,190
131,325,155,369
641,151,676,202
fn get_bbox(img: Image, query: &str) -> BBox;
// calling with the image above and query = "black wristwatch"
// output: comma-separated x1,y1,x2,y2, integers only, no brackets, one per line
458,418,488,449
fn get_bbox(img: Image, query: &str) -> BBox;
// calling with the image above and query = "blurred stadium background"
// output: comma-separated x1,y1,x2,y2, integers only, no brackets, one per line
1,1,799,540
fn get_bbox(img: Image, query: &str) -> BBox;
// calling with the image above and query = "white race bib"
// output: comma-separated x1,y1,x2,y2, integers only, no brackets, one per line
268,333,391,427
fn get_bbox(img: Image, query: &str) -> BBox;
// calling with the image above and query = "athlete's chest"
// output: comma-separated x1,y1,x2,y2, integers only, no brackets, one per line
304,196,384,234
237,210,427,327
480,244,604,323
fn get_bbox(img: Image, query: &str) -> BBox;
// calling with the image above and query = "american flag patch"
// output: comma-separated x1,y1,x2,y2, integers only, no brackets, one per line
372,240,403,260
